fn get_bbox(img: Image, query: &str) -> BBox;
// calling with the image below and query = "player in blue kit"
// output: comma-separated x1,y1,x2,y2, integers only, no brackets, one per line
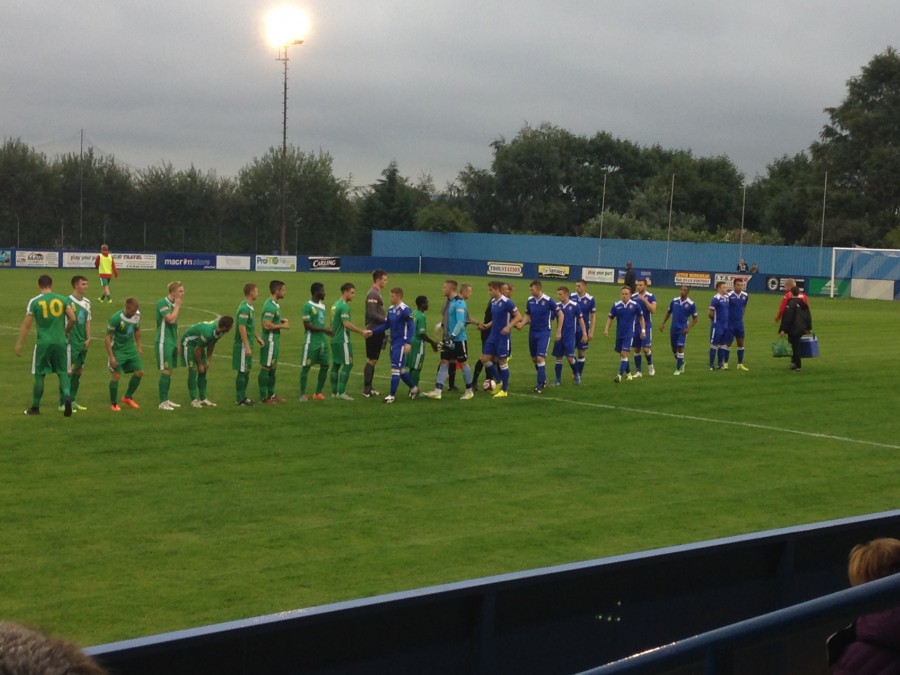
478,280,521,398
658,285,699,375
726,277,750,371
551,286,587,386
603,286,646,383
573,279,596,380
631,278,657,377
370,287,421,403
708,281,730,370
516,280,563,394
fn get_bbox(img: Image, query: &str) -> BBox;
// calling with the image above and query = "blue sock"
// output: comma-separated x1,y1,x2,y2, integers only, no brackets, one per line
709,348,716,368
390,372,400,396
500,364,510,390
676,355,684,371
645,352,653,365
737,348,744,364
634,353,642,372
576,358,585,375
536,363,546,387
619,358,628,374
555,361,562,382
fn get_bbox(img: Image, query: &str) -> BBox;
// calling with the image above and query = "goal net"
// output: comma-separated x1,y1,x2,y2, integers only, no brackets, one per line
830,247,900,300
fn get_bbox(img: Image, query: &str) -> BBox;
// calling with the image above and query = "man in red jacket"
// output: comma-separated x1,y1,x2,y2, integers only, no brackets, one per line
773,278,808,324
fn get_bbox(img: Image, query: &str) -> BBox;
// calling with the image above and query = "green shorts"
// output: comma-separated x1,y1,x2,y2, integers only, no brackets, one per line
302,341,330,367
260,336,279,369
32,343,68,375
111,352,143,374
68,344,89,371
154,344,178,371
100,277,111,288
331,341,352,367
233,344,253,372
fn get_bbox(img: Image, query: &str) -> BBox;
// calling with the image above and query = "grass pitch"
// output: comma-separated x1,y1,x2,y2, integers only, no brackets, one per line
0,268,897,645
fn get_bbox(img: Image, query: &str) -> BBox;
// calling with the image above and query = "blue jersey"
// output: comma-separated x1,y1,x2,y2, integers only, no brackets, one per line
727,290,748,329
446,296,468,342
372,302,416,345
668,296,699,333
634,291,657,331
526,294,557,334
574,293,596,333
709,293,730,330
608,299,642,340
557,298,583,342
489,296,517,337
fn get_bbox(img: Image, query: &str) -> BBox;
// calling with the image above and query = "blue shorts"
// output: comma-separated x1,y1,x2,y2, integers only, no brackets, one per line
710,326,729,345
631,332,652,349
483,334,511,359
614,334,635,353
576,330,590,351
389,341,409,370
529,332,551,358
728,324,745,340
670,331,688,352
552,335,576,359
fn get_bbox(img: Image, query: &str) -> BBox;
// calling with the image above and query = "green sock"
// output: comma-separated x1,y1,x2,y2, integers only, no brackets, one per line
32,374,45,408
300,366,310,396
339,364,352,394
236,372,248,402
269,369,277,396
198,372,208,400
70,372,81,401
124,374,141,398
109,380,119,404
188,370,199,400
330,365,339,394
316,365,329,394
159,373,171,402
258,369,269,399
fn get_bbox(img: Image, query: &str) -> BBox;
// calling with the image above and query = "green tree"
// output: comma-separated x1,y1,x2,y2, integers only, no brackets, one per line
0,138,55,247
812,47,900,245
357,161,430,236
414,201,475,232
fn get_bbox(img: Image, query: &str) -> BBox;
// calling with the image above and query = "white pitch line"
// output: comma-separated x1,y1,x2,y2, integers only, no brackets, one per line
533,393,900,450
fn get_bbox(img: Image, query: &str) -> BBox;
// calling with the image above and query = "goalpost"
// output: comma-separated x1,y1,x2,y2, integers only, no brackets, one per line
830,247,900,299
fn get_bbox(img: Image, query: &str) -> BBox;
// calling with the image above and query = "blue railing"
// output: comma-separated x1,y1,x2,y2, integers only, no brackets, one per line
580,573,900,675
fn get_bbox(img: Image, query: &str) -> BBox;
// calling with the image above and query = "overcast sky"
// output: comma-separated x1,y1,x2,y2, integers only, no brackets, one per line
2,2,897,189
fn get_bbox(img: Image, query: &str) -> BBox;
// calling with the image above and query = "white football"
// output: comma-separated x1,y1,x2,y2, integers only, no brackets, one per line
482,379,496,392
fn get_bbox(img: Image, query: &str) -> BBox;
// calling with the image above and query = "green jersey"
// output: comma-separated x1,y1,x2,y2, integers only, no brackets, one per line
302,300,329,347
107,309,141,357
330,299,352,346
26,292,71,346
411,309,427,353
68,295,92,350
155,296,178,352
234,300,256,348
261,298,283,343
182,320,224,352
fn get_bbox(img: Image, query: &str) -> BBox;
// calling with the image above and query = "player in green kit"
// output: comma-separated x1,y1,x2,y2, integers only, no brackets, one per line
15,274,77,416
409,295,440,387
181,316,234,407
300,282,333,401
329,282,372,400
64,275,92,412
259,280,290,404
155,281,184,411
233,283,264,406
105,297,144,411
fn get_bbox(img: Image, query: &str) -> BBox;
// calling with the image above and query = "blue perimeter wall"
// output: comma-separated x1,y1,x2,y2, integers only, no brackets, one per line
373,231,832,277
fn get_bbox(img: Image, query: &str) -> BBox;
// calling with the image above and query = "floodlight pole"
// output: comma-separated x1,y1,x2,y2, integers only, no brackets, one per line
277,40,303,256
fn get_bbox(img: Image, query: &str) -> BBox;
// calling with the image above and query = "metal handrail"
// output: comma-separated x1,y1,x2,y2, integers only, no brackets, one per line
579,573,900,675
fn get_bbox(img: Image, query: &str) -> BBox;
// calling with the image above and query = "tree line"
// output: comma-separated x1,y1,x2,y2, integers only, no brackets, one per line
2,48,898,254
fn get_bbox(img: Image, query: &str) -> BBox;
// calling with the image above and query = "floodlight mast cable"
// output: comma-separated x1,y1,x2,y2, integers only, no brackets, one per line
277,40,303,256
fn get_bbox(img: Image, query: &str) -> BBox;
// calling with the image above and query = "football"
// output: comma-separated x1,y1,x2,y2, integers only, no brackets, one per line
482,379,496,392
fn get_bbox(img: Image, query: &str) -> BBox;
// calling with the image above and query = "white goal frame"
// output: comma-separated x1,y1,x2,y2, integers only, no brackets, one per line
830,246,900,298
